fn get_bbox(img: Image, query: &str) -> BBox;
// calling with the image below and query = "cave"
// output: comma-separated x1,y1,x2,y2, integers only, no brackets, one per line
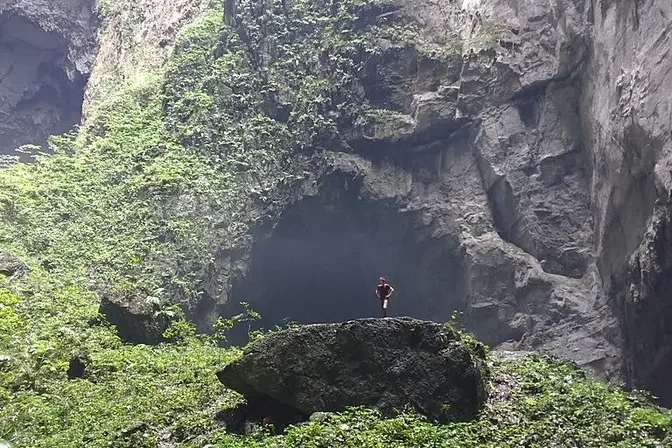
0,14,87,155
229,176,467,331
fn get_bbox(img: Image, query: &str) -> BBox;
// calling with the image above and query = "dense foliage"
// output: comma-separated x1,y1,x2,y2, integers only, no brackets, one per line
0,1,671,447
2,270,670,448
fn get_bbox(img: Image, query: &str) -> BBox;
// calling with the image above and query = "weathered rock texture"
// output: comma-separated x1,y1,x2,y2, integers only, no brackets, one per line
0,0,96,155
99,290,171,344
83,0,216,111
226,0,623,385
581,0,672,406
218,318,488,422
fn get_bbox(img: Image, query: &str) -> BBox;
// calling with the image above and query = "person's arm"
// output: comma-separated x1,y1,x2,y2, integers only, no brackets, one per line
375,287,380,298
386,286,395,298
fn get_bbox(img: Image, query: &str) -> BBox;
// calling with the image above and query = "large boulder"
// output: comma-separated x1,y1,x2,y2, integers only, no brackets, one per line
99,290,172,345
0,251,27,278
217,318,488,422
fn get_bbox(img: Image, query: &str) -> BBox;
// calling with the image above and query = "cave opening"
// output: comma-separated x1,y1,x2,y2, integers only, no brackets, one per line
0,14,87,155
230,180,467,330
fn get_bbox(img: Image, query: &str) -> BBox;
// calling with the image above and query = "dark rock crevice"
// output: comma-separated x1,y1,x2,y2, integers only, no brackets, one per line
621,199,672,407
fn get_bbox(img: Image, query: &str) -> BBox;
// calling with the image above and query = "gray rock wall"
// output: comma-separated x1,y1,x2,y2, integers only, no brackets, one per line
582,0,672,405
228,0,623,384
0,0,96,155
228,0,672,403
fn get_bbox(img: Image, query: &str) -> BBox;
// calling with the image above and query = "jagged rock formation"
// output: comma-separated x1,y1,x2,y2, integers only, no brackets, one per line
225,0,623,384
222,0,672,404
0,0,96,155
218,318,488,423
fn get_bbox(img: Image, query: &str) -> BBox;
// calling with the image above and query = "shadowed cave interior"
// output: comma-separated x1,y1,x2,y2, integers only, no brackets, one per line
229,183,466,331
0,14,87,155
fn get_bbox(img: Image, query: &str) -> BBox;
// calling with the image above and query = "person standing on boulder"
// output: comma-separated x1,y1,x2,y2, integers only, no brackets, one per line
375,277,394,318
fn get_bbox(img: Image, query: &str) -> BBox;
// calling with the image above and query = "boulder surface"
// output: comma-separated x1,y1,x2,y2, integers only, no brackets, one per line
99,291,171,345
0,251,27,278
218,317,488,422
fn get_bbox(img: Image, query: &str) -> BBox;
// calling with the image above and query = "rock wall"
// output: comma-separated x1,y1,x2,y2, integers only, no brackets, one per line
583,0,672,405
0,0,96,155
223,0,672,402
225,0,623,382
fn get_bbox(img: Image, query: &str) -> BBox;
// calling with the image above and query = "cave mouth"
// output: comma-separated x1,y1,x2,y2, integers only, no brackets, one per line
230,183,466,331
0,14,87,155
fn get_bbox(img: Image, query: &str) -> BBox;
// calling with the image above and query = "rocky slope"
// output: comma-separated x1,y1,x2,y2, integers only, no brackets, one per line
1,0,672,407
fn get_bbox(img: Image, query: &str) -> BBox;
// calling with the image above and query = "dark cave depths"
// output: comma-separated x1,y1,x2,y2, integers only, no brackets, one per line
229,190,467,332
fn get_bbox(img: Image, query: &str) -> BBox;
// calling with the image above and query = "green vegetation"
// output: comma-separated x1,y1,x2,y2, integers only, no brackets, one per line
198,355,672,447
0,263,240,447
0,0,417,310
0,0,671,447
2,260,671,447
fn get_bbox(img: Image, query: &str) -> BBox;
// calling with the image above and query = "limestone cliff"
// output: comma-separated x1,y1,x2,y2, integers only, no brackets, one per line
223,0,624,384
584,0,672,406
221,0,672,403
2,0,672,407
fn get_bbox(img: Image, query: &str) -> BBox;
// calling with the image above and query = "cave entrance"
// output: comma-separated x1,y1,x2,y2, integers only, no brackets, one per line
230,183,466,329
0,14,87,155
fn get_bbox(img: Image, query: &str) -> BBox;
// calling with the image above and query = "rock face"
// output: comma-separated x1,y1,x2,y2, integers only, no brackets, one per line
99,290,171,345
218,318,488,422
0,251,27,278
220,0,672,405
226,0,623,385
0,0,96,155
581,0,672,406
